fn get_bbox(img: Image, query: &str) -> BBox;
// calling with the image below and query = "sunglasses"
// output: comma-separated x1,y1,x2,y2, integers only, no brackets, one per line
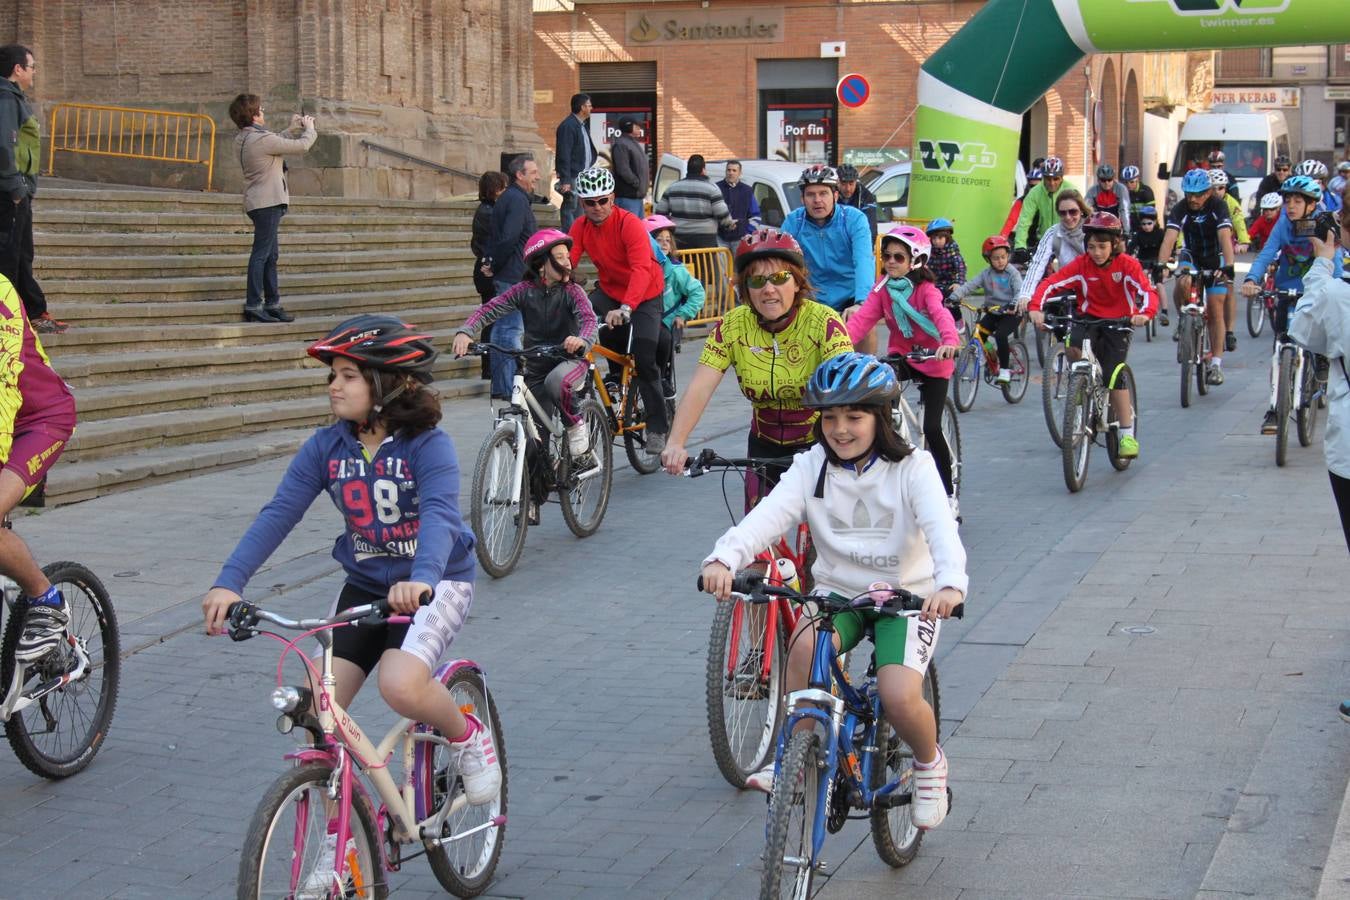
746,271,794,289
882,252,909,262
1057,208,1081,218
1276,167,1291,172
582,197,610,208
1044,175,1063,182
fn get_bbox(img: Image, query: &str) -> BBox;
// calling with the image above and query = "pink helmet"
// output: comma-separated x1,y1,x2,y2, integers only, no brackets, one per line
882,225,931,267
644,214,677,235
523,228,572,268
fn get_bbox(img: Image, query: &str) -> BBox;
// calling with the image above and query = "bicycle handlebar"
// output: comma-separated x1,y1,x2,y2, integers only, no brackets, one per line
225,591,433,641
466,342,582,361
1257,288,1302,301
881,349,939,364
684,448,797,478
695,571,964,619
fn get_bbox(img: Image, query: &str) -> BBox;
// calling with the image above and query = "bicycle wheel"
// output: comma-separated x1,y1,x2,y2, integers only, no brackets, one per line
951,343,979,412
559,399,613,538
1177,319,1193,409
1001,340,1030,404
0,561,119,779
759,730,821,900
706,597,786,788
938,398,963,500
1106,365,1138,472
870,665,940,867
1061,372,1091,493
1196,328,1211,397
1275,346,1295,467
1297,353,1320,448
1247,294,1266,338
238,762,387,900
1035,326,1048,369
470,424,528,578
424,668,508,897
1042,346,1068,447
622,383,661,475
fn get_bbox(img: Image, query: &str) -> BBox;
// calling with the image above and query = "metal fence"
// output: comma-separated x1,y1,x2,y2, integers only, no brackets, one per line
681,246,736,326
46,103,217,190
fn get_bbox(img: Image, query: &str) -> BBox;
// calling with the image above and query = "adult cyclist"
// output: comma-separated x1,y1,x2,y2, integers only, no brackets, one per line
1156,168,1236,385
1296,159,1341,214
1255,156,1293,202
837,164,878,235
782,165,877,351
1013,156,1077,264
1210,169,1250,352
1240,174,1343,434
566,166,671,453
0,273,76,663
1123,165,1155,224
1086,164,1132,235
659,229,853,504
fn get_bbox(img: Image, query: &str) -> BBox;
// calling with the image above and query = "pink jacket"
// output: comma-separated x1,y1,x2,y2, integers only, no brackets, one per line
846,277,960,379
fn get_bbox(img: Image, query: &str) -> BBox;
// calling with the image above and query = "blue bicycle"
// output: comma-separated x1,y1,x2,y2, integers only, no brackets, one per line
703,572,961,900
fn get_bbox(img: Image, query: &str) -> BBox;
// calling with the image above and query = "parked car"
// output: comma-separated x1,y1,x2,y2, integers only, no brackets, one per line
860,162,911,228
655,154,805,229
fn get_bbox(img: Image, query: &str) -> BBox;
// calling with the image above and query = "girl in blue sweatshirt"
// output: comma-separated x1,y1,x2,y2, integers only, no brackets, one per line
201,315,500,806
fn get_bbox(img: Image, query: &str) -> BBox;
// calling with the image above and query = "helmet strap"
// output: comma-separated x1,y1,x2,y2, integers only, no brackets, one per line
754,298,800,332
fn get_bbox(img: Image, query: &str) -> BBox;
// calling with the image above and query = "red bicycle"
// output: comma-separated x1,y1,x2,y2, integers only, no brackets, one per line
687,449,811,788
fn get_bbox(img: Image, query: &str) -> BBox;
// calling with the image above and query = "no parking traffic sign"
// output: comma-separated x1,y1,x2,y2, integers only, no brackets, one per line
837,73,870,109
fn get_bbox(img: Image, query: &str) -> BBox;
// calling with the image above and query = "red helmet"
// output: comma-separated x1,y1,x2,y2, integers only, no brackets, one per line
981,235,1011,259
735,228,805,273
307,315,438,383
1083,211,1123,236
523,228,572,269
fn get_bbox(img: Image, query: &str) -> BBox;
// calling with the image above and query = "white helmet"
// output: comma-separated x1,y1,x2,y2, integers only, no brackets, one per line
1259,192,1283,210
1207,168,1229,187
574,167,615,199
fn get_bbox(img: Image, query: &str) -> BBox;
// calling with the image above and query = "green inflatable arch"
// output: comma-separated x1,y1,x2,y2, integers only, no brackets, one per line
910,0,1350,250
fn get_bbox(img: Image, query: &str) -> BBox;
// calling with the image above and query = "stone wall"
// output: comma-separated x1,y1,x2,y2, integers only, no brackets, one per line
4,0,544,199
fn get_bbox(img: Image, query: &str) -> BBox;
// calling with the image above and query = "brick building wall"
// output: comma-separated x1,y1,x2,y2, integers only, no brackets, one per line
4,0,543,198
533,0,1206,189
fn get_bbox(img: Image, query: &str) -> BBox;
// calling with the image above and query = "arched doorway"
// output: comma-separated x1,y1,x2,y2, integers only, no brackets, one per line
1099,58,1119,170
1123,70,1142,167
1018,97,1049,170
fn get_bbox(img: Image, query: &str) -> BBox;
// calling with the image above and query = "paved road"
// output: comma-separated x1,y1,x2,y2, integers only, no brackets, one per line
0,318,1347,899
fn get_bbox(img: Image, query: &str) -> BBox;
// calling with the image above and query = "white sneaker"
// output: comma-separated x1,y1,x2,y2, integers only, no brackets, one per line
15,598,69,663
300,831,356,897
745,762,775,794
451,714,502,805
911,747,949,830
566,423,590,457
948,495,961,522
996,369,1011,385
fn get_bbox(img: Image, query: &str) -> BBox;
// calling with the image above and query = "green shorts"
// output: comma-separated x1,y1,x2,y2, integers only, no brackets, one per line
830,597,939,673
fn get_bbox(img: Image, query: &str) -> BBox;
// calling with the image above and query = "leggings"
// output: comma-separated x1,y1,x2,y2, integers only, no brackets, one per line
893,360,954,497
1331,470,1350,554
590,288,669,435
525,359,589,427
977,311,1020,369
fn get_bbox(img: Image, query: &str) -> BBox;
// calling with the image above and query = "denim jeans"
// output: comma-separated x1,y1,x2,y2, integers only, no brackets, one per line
558,186,580,232
489,279,524,400
615,196,645,217
245,204,287,309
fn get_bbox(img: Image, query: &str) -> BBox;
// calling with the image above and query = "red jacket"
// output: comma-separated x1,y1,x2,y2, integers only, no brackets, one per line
1031,252,1158,320
568,207,665,309
1248,213,1277,252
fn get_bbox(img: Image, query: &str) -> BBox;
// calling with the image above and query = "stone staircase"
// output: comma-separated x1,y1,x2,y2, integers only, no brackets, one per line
32,181,514,505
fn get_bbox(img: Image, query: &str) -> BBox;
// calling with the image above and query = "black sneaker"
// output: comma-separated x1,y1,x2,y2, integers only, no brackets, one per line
1341,700,1350,724
1159,311,1169,327
1260,410,1278,434
264,306,295,323
1225,331,1237,352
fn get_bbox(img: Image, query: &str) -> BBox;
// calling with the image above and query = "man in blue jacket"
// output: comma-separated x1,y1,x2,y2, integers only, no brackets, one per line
485,154,540,400
782,164,877,351
554,93,596,231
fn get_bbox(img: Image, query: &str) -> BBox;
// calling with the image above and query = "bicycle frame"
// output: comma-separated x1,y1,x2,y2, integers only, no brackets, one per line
0,570,92,723
588,325,642,434
723,533,808,691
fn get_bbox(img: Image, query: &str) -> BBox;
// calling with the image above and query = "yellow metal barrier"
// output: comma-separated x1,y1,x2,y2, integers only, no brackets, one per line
46,103,217,190
681,246,736,326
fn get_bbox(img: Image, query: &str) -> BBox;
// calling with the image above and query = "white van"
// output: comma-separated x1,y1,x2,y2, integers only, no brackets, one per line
1158,105,1292,217
654,154,804,229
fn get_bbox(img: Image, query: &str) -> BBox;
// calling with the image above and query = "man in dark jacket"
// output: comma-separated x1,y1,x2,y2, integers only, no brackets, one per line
716,160,760,246
485,155,540,400
837,165,878,235
554,93,596,231
0,45,62,333
610,118,649,217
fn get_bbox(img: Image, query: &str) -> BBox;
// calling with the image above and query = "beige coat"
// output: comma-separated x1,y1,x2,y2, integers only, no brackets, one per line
235,123,317,212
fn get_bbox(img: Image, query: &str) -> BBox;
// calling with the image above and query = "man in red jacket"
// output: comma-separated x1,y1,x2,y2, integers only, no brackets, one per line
568,166,670,450
1024,212,1156,459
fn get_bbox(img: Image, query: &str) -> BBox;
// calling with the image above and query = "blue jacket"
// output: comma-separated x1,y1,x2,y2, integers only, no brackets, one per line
487,183,537,285
1245,211,1344,292
782,204,875,311
554,114,595,184
717,180,760,238
215,423,476,596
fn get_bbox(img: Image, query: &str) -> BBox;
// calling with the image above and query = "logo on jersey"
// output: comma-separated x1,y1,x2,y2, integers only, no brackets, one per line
917,140,997,176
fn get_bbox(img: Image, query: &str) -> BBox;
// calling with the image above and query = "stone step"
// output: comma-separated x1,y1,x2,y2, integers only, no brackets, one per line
43,296,480,355
34,229,466,257
35,246,472,280
39,184,479,215
32,209,475,235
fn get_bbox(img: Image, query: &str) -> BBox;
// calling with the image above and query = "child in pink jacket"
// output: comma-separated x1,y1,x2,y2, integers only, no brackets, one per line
844,226,962,499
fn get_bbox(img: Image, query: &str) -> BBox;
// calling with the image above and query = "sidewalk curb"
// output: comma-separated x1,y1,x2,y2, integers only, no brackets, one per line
1318,756,1350,899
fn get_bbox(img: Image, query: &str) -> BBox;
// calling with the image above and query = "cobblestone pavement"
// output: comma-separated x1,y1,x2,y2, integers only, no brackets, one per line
0,321,1347,899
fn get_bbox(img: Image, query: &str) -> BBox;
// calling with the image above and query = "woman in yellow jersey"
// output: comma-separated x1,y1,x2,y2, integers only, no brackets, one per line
660,229,854,506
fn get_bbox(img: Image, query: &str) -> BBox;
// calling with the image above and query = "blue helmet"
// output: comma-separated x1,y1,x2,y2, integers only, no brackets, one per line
803,353,899,409
1121,165,1141,182
1138,206,1158,220
1279,174,1322,202
1181,169,1212,194
925,217,955,235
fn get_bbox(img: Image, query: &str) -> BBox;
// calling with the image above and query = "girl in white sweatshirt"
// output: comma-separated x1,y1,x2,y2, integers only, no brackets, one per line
700,352,968,829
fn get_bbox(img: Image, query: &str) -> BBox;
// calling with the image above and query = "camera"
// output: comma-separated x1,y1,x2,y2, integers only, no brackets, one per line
1315,210,1340,243
1292,217,1317,238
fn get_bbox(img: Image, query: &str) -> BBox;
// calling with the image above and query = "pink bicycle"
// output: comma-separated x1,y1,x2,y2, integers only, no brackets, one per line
225,597,506,899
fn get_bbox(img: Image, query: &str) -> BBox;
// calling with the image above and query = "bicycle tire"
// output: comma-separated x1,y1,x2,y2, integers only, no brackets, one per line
559,399,613,538
1042,346,1068,448
1178,320,1193,409
622,383,661,475
938,397,963,500
1107,365,1137,472
706,597,787,788
1061,372,1091,493
0,561,119,779
1001,340,1030,404
425,669,508,897
759,730,821,900
1275,346,1295,467
951,343,979,412
1196,328,1211,397
1247,294,1266,338
237,762,387,900
870,665,939,867
470,424,528,578
1035,327,1048,369
1297,352,1319,448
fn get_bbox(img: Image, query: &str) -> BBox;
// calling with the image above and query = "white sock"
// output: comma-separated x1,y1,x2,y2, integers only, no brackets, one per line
914,746,944,769
999,368,1010,378
1212,357,1223,369
1120,424,1134,438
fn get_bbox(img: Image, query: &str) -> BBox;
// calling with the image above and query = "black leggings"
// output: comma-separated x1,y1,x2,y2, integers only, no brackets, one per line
977,311,1020,369
589,288,669,435
1331,471,1350,554
893,360,955,497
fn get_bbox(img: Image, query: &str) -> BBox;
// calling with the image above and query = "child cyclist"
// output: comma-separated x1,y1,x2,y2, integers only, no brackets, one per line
646,214,706,398
700,353,968,829
1128,206,1169,324
1247,192,1284,254
844,227,961,505
1024,212,1157,458
202,316,501,808
452,229,599,458
925,218,967,300
948,235,1024,386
